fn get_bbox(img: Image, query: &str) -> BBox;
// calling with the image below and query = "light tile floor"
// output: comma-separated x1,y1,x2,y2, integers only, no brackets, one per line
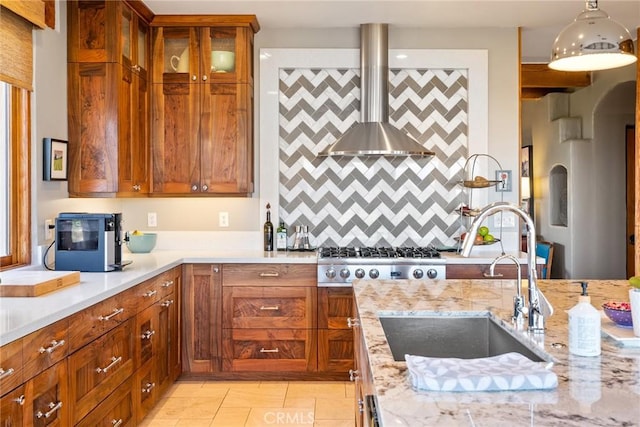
139,381,356,427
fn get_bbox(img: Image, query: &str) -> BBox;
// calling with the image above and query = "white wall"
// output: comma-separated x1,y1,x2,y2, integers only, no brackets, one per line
31,6,521,262
522,63,636,279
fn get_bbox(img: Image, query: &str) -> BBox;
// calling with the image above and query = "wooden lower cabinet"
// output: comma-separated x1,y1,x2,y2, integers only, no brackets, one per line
76,376,135,427
182,263,223,374
24,360,69,426
0,384,25,425
318,287,354,377
69,318,136,424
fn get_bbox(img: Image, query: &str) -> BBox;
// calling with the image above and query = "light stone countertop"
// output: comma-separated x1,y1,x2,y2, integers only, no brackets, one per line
0,250,316,346
353,279,640,426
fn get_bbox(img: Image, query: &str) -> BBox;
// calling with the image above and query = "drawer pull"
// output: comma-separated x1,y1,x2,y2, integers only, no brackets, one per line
39,339,65,354
349,369,360,382
142,382,156,394
143,290,157,298
0,367,15,380
161,280,174,288
260,347,279,353
260,305,280,311
160,299,174,307
14,395,25,405
96,356,122,374
213,267,220,273
112,419,123,427
347,317,360,328
259,272,280,278
98,308,124,321
141,330,156,340
35,401,63,419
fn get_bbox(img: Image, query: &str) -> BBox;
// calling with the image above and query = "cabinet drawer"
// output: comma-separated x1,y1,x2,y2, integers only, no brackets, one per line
222,328,317,372
24,359,69,426
0,339,23,396
223,286,316,329
68,292,137,353
68,318,135,424
223,264,316,287
22,318,69,381
134,268,180,311
76,376,135,427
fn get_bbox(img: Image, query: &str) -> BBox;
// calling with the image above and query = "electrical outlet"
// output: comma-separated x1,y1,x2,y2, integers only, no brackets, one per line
148,212,157,227
219,212,229,227
45,219,54,240
494,213,516,228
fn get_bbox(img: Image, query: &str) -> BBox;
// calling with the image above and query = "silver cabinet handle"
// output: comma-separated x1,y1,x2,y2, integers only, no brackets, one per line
213,267,220,273
39,339,65,354
112,419,123,427
202,75,207,81
191,75,197,81
191,184,198,191
142,382,156,394
349,369,360,381
96,356,122,374
259,348,279,353
14,395,25,405
0,367,15,380
160,299,174,308
35,401,63,419
347,318,360,328
141,330,155,340
201,184,208,191
260,305,279,311
99,308,124,321
259,272,280,278
161,280,174,288
132,184,141,191
143,289,157,298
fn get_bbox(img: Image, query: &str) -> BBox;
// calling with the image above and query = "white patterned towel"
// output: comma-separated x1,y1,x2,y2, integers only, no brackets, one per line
405,352,558,392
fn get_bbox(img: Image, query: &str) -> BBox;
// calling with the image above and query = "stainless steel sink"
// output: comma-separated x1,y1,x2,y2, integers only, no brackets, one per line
379,314,548,362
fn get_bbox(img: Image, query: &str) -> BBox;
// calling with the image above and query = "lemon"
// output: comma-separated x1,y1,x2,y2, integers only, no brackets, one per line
629,276,640,289
132,230,144,236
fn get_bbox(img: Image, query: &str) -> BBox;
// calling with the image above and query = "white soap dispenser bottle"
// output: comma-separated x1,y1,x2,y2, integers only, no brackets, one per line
568,281,601,357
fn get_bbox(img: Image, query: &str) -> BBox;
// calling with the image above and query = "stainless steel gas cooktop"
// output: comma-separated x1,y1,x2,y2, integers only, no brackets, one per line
317,246,446,285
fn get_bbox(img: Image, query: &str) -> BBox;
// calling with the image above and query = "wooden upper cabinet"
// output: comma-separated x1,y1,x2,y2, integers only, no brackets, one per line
150,18,258,196
67,0,151,197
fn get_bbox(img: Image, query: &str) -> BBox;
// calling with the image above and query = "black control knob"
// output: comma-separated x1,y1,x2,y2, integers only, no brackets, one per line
413,269,424,279
340,268,351,279
355,268,365,279
427,269,438,279
326,268,336,279
369,269,379,279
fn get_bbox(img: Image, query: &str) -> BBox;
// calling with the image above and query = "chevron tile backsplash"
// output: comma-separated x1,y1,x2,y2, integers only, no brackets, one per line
278,68,468,248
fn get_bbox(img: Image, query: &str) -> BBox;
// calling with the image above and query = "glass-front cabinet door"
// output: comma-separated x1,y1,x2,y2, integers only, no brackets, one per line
201,26,253,84
152,27,199,84
120,5,149,77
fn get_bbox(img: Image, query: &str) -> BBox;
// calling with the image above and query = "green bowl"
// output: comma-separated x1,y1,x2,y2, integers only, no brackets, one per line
126,233,157,253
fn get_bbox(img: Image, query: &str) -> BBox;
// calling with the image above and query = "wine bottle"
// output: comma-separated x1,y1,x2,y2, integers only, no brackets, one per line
264,203,274,251
276,221,288,251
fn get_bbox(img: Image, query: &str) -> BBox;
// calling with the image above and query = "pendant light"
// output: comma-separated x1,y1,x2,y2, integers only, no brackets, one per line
549,0,636,72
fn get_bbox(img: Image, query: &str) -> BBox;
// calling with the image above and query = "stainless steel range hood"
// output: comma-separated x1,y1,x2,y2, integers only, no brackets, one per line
318,24,435,157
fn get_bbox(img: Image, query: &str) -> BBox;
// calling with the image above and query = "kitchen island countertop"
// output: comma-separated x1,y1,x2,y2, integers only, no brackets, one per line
353,279,640,426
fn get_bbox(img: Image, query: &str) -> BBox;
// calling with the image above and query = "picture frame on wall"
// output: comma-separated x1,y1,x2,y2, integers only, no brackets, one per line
521,145,533,218
43,138,68,181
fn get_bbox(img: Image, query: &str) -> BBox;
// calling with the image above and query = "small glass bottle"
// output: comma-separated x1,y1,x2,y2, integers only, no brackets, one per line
276,221,288,251
263,203,274,252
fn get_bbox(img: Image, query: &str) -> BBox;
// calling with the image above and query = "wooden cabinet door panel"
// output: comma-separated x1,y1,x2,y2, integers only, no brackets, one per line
318,329,354,374
223,286,316,329
134,360,156,423
68,319,135,424
22,318,69,381
67,0,118,63
23,360,68,427
0,339,23,396
222,328,316,372
318,287,354,329
151,82,200,193
76,376,135,427
222,264,316,287
0,384,25,425
155,294,177,396
136,304,157,368
67,62,119,195
182,264,222,374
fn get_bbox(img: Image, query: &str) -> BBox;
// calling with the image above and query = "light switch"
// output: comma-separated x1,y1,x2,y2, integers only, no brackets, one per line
219,212,229,227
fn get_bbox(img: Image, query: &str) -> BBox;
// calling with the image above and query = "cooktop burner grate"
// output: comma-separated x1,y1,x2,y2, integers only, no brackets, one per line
318,246,441,259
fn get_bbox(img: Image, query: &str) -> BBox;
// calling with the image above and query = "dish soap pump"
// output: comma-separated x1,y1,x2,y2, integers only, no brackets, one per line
568,281,601,357
264,203,274,252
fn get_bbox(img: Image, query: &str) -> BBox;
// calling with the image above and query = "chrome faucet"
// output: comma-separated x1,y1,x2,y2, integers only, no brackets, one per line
461,202,553,333
484,254,526,325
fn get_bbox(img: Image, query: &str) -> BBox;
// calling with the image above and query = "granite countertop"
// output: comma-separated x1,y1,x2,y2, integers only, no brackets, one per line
353,279,640,426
